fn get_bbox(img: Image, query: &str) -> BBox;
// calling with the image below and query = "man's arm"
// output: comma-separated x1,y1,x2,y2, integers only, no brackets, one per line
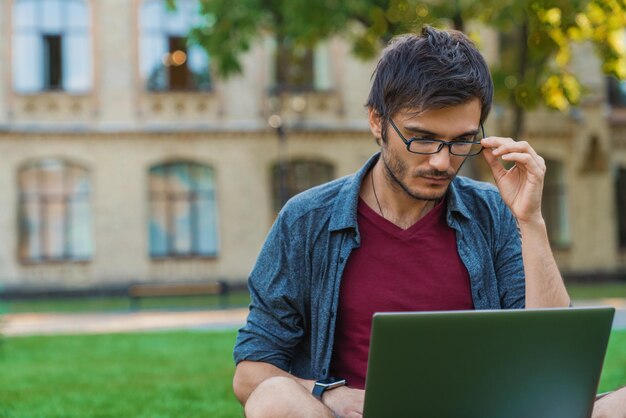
233,360,310,404
233,360,365,417
481,137,570,308
592,386,626,418
518,218,570,307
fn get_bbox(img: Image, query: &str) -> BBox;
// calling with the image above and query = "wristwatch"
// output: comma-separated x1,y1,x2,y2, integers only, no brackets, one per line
312,377,347,400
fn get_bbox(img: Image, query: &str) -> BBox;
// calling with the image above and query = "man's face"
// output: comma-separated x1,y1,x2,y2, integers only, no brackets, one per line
368,98,482,201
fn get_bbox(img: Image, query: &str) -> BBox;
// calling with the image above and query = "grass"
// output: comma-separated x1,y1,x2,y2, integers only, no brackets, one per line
0,330,243,418
0,330,625,418
566,282,626,300
2,292,251,314
600,330,626,392
1,282,625,315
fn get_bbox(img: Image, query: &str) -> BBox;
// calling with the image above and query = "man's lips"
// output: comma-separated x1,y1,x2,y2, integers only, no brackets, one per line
421,176,451,182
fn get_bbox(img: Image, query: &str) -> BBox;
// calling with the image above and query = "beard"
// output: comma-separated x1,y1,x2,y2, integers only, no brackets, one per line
380,147,460,201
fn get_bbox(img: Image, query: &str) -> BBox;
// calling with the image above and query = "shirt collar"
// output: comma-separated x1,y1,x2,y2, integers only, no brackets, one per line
446,177,472,220
328,153,380,233
328,153,472,233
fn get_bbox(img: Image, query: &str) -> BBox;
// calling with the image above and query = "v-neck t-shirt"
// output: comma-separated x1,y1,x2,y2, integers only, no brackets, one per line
330,197,474,389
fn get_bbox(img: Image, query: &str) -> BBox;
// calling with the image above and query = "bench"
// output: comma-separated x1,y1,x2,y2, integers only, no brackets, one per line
128,281,229,310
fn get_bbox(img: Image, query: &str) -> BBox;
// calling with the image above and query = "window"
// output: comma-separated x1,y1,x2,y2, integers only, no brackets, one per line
149,162,219,258
140,0,211,91
12,0,92,93
18,159,93,262
272,159,335,213
608,77,626,108
616,167,626,249
272,39,332,93
542,159,571,248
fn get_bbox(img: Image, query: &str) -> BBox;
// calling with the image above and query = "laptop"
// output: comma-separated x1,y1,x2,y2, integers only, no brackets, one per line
363,307,615,418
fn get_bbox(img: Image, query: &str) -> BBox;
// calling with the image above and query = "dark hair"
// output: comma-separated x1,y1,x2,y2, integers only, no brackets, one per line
366,26,493,128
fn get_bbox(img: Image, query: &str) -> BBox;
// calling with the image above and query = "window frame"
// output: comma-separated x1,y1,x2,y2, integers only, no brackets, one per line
18,158,93,264
12,0,93,94
139,0,212,93
615,166,626,250
541,158,571,249
148,161,219,259
271,158,335,213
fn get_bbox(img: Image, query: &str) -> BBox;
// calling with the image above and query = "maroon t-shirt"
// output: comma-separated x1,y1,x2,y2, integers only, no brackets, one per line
330,197,474,389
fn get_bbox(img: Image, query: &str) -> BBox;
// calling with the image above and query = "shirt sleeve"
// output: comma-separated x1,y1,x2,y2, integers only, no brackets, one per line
233,212,307,372
494,201,526,309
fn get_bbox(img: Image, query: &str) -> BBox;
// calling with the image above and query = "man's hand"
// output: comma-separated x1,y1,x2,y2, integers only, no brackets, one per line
592,388,626,418
323,386,365,418
481,135,570,308
481,137,546,224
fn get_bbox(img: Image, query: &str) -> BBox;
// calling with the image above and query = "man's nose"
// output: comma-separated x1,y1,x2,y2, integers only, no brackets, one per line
428,146,453,171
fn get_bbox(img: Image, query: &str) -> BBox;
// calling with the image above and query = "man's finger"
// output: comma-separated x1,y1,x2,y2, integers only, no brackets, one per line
500,152,545,181
482,147,507,182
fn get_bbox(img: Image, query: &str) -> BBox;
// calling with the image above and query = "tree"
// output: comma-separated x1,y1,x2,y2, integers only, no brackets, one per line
173,0,626,137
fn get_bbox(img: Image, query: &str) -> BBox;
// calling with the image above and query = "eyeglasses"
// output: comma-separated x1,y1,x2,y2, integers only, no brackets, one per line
387,118,485,156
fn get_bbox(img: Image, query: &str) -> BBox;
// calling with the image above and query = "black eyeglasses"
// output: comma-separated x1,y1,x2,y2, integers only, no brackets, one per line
387,118,485,156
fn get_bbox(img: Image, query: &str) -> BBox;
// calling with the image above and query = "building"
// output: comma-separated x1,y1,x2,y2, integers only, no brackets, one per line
0,0,624,293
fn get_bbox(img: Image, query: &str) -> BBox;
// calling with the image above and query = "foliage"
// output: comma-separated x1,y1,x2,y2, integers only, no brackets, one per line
170,0,626,135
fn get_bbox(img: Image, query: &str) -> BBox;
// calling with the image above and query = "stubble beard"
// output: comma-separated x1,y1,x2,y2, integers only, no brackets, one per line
380,148,459,202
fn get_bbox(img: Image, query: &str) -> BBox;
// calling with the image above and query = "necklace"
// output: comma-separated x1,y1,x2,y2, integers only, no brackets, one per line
371,170,384,218
371,169,439,224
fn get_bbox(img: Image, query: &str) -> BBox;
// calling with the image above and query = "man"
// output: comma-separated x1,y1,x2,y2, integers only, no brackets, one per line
232,26,606,417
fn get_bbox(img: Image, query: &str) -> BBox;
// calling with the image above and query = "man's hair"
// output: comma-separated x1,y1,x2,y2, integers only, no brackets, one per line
366,26,493,128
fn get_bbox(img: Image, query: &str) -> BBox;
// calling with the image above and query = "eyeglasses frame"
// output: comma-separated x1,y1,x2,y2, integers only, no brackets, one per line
387,117,485,157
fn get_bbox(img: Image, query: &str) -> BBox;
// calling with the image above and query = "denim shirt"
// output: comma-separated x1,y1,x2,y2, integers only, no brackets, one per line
234,153,525,380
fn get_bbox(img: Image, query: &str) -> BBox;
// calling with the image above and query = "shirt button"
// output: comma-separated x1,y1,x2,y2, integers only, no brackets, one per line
330,311,335,318
322,368,327,374
477,289,483,298
339,257,344,263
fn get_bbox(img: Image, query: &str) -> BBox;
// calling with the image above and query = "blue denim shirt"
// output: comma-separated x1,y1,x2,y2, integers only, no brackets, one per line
234,153,525,380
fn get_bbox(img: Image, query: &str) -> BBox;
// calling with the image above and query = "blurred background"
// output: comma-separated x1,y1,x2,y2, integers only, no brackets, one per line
1,1,626,417
0,0,624,306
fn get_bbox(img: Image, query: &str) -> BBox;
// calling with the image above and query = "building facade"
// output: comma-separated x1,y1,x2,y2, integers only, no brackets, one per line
0,0,624,292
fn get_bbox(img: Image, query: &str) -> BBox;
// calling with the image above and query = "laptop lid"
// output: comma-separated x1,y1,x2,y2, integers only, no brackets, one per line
363,307,615,418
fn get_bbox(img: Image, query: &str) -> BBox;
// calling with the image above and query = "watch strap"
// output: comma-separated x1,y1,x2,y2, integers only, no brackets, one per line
312,377,346,400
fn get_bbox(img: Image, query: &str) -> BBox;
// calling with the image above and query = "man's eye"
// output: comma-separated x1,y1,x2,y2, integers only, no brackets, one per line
413,137,438,142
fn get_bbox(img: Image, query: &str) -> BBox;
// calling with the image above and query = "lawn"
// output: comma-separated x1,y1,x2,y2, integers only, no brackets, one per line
1,282,626,315
0,330,625,418
1,292,251,314
566,282,626,300
0,330,242,418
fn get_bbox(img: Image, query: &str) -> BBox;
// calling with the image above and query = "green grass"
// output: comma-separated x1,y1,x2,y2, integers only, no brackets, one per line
566,282,626,300
2,292,250,314
599,330,626,392
1,282,625,315
0,330,624,418
0,330,243,418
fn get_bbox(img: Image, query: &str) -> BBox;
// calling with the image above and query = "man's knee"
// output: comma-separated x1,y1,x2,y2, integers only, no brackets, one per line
244,376,330,418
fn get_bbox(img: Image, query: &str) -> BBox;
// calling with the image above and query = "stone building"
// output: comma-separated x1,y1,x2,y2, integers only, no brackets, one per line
0,0,623,292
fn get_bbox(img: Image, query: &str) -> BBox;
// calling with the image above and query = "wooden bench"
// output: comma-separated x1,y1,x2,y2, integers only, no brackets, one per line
128,281,229,310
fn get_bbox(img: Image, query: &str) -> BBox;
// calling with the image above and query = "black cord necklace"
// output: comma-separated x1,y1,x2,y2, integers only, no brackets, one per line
371,170,384,218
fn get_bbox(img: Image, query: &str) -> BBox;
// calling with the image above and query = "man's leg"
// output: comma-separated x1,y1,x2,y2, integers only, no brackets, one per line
245,376,334,418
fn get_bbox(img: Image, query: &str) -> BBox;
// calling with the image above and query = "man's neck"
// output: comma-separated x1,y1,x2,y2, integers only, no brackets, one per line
360,163,438,230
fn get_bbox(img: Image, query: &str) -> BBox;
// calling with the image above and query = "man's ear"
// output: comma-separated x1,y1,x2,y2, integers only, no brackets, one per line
368,107,383,141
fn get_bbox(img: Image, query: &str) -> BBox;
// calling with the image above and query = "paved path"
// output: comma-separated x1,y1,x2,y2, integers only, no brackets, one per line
1,308,249,336
1,299,625,337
